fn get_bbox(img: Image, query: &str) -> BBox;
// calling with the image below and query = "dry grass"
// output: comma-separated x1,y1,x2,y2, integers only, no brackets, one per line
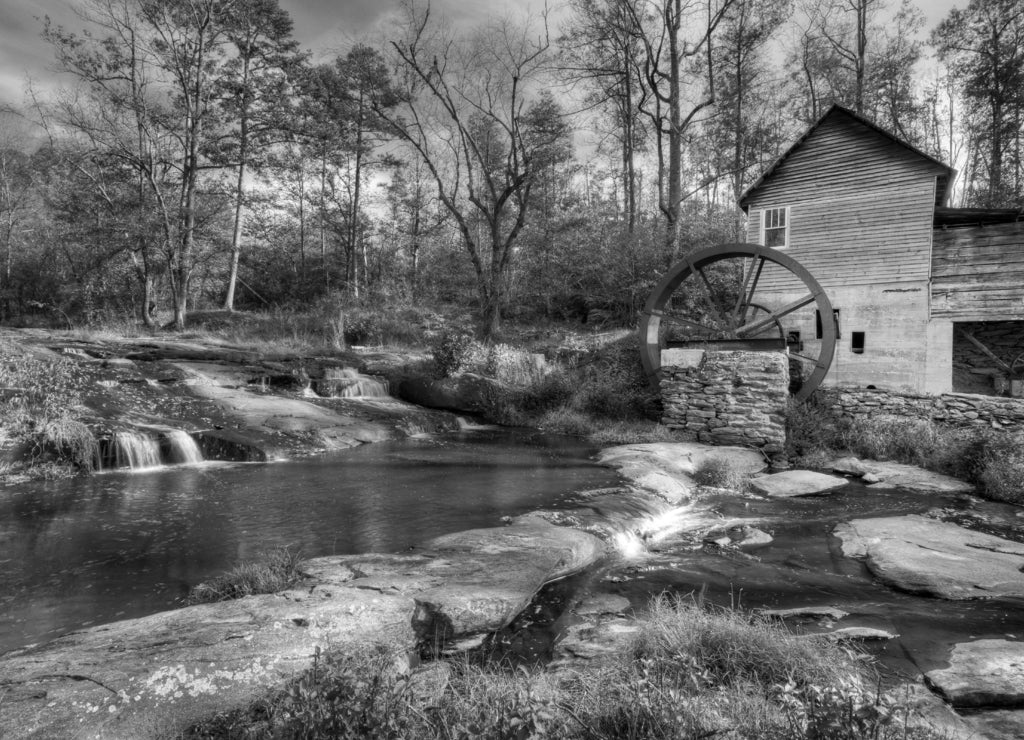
186,547,306,604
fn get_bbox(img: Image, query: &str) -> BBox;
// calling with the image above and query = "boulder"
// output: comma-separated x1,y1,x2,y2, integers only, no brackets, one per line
926,640,1024,708
858,460,974,493
748,470,849,497
397,373,505,415
829,456,867,476
824,626,898,641
834,515,1024,599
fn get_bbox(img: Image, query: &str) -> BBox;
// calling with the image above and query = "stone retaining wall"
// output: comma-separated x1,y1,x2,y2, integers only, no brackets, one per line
660,349,788,454
820,387,1024,429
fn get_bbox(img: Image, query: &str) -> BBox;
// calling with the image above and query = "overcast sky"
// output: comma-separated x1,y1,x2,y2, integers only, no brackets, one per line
0,0,963,110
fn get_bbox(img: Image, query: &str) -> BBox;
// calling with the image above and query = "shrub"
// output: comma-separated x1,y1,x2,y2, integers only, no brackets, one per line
36,417,98,470
431,328,476,378
692,456,748,490
186,547,305,604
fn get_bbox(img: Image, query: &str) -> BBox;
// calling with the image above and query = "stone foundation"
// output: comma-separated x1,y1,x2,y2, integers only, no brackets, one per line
660,349,788,454
820,387,1024,429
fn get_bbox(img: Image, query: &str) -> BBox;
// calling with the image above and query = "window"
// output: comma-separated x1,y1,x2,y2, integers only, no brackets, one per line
761,206,789,248
851,331,865,354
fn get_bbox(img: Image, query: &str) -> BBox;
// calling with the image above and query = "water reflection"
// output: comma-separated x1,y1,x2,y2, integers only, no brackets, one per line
0,430,615,653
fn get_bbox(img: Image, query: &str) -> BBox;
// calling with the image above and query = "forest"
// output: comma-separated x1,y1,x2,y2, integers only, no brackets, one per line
0,0,1022,337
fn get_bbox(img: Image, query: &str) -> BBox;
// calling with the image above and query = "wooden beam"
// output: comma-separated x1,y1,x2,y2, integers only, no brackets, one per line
957,328,1013,375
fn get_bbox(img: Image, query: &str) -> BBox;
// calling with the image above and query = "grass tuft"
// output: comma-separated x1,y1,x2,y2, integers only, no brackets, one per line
692,456,749,490
186,547,305,605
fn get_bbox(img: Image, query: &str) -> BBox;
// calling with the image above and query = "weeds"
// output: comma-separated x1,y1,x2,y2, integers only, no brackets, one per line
692,456,749,490
186,547,305,604
787,395,1024,505
186,596,946,739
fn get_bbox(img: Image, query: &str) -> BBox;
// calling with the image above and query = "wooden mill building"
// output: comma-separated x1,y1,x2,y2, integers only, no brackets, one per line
740,104,1024,396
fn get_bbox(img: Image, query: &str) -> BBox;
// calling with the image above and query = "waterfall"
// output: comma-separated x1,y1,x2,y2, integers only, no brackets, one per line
162,430,204,465
107,432,162,470
317,368,389,398
99,429,204,470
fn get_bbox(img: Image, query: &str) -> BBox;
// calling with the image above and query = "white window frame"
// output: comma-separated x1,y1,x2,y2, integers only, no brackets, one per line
760,206,790,249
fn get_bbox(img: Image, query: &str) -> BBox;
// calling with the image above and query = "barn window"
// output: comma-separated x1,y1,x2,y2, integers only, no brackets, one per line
851,331,865,354
761,207,789,248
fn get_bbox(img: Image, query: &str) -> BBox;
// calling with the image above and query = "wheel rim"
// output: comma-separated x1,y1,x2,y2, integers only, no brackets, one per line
639,243,836,403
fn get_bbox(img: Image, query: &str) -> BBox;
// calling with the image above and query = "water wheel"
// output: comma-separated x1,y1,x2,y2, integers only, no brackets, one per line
639,243,836,403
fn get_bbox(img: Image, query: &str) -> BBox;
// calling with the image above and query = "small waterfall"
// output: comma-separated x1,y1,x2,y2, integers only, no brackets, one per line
99,429,204,470
162,430,203,465
106,432,162,470
315,368,389,398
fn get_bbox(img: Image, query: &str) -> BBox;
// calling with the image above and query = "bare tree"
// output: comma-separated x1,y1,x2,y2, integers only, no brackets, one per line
380,3,560,337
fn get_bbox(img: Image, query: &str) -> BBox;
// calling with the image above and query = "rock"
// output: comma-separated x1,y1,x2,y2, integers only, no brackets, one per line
704,525,773,548
861,472,881,484
824,626,898,640
0,589,416,740
575,594,632,617
885,682,986,739
857,460,974,493
397,373,505,415
834,515,1024,600
830,456,867,476
410,521,605,637
966,709,1024,740
748,470,849,497
761,606,849,622
926,640,1024,707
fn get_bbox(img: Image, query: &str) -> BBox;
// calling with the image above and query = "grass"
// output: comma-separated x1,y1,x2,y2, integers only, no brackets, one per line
787,396,1024,504
692,456,750,490
186,596,946,739
186,547,306,605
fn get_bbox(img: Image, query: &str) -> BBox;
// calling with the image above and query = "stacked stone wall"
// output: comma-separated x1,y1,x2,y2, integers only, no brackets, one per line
820,387,1024,429
660,350,788,454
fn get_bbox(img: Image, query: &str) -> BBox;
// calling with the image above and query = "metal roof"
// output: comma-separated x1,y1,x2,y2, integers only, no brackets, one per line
738,104,956,209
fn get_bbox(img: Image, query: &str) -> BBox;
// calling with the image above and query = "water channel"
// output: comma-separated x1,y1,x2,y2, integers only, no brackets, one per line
0,429,617,654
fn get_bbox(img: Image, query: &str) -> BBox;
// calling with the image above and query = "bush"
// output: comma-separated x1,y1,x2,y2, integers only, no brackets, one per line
186,547,305,604
430,328,476,378
692,457,748,490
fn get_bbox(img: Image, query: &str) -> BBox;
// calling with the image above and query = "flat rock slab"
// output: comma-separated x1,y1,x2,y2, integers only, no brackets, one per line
926,640,1024,708
0,589,416,739
749,470,849,497
761,606,849,622
827,456,973,493
597,443,766,503
834,515,1024,599
967,708,1024,740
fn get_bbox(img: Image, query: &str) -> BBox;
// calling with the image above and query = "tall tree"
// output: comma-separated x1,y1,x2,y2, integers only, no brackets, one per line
214,0,303,311
381,4,559,337
933,0,1024,207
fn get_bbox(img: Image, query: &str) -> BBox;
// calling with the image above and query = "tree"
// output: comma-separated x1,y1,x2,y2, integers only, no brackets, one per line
561,0,648,231
381,4,560,337
933,0,1024,207
214,0,303,311
619,0,736,255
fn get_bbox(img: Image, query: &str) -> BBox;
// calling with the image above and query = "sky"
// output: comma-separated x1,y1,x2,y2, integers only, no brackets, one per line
0,0,964,112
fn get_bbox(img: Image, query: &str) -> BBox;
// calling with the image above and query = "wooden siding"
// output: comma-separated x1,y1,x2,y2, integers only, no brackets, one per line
932,222,1024,321
747,180,936,291
744,114,940,292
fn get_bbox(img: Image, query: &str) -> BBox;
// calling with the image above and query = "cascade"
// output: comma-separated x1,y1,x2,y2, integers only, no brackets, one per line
318,368,389,398
99,429,205,470
107,432,162,470
161,430,204,465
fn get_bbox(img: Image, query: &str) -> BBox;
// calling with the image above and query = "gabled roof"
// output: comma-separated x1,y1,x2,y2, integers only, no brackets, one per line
738,104,956,209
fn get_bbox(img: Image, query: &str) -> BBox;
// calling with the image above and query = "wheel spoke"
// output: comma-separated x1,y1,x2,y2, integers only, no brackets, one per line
734,256,765,324
645,309,719,335
735,293,817,336
790,351,825,368
689,259,730,327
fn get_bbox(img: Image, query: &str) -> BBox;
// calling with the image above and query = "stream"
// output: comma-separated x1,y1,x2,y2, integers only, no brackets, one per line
0,429,615,654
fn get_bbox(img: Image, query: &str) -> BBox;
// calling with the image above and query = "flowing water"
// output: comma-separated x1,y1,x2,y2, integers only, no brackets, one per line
605,482,1024,677
0,430,615,654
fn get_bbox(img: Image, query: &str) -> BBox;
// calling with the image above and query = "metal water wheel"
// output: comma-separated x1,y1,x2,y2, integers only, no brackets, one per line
639,243,837,403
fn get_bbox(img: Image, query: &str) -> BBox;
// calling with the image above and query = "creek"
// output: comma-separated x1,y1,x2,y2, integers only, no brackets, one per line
606,481,1024,677
0,429,616,654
